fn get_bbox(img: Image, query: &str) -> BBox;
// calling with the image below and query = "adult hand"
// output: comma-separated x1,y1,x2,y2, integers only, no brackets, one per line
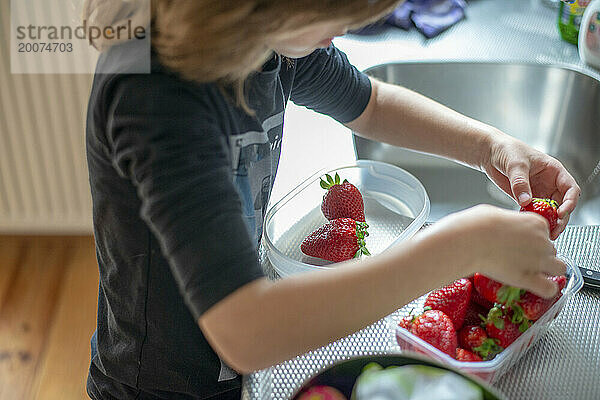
482,134,581,239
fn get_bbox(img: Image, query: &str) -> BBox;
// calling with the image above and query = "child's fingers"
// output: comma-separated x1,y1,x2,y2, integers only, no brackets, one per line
540,256,567,277
522,211,551,236
520,273,560,299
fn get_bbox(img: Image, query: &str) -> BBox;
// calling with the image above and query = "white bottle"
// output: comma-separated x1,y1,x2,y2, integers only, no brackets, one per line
579,0,600,69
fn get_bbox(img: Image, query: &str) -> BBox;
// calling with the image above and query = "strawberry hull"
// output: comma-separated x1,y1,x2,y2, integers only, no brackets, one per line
393,254,582,383
320,173,366,222
300,218,370,262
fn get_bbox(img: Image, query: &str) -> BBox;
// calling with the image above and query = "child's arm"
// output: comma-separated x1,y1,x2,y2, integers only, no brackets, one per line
199,205,564,374
346,79,496,170
345,79,581,239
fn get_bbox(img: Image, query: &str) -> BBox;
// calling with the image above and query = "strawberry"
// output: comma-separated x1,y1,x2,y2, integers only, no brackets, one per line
424,278,472,329
471,287,495,310
300,218,370,262
484,306,528,348
298,385,346,400
473,273,522,306
520,198,559,233
409,309,458,358
398,314,415,331
458,325,502,360
511,275,567,322
320,173,365,222
456,348,483,362
463,301,489,327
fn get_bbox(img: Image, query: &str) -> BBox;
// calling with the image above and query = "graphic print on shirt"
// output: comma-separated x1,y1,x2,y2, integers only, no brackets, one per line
230,112,284,244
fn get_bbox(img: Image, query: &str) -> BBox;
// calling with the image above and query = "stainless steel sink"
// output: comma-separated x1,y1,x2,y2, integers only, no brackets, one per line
354,62,600,224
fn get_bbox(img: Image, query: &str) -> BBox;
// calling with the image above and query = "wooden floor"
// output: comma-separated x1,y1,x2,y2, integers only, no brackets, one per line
0,235,98,400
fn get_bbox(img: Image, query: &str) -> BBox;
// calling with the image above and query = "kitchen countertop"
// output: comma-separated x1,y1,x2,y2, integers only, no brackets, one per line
250,1,600,399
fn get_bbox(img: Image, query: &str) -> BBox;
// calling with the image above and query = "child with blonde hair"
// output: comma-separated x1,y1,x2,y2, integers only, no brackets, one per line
84,1,580,399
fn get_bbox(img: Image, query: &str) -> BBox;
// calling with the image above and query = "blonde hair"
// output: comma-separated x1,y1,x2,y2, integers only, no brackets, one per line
152,0,400,108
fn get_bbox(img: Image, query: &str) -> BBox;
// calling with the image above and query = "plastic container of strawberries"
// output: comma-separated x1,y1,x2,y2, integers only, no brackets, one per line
263,160,430,277
392,254,583,383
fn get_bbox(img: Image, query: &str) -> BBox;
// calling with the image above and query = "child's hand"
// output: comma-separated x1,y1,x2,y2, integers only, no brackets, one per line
482,135,581,240
426,205,566,298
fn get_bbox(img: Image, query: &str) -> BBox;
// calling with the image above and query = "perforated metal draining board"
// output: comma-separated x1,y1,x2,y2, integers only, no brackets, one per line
243,225,600,400
495,225,600,400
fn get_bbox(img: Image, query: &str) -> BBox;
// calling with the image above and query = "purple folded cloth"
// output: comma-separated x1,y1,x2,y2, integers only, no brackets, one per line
353,0,467,38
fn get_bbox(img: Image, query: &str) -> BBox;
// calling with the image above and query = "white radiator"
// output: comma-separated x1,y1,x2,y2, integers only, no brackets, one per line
0,0,95,234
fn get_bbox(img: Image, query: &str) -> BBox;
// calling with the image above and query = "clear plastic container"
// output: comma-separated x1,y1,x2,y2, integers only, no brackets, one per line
263,160,430,276
391,255,583,383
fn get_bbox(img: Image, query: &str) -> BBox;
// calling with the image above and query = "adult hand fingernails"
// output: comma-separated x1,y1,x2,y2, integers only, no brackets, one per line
518,192,531,204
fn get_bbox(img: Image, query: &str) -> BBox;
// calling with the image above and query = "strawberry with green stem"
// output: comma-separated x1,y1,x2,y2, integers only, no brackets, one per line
456,348,483,362
458,325,503,360
484,306,528,348
511,275,567,322
320,173,365,222
301,218,370,262
473,273,523,306
401,308,458,358
474,272,567,324
398,315,414,331
520,198,559,234
462,300,490,327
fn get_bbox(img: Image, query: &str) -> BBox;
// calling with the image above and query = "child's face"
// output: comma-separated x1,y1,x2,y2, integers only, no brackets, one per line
267,19,351,57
